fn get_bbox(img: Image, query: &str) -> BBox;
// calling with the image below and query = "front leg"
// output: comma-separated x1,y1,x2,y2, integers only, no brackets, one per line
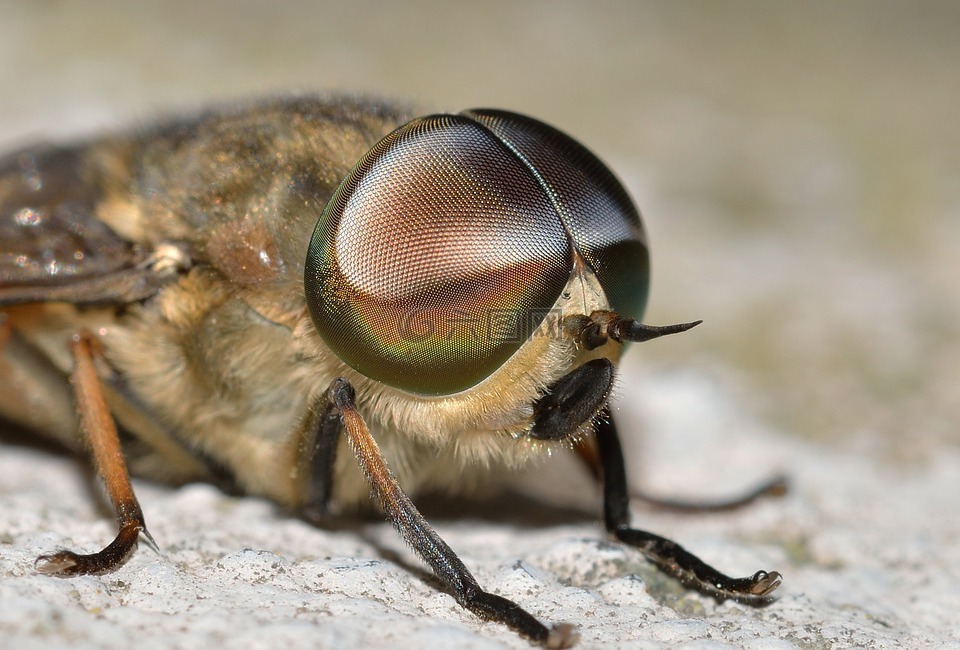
296,392,346,523
321,378,577,648
594,407,782,601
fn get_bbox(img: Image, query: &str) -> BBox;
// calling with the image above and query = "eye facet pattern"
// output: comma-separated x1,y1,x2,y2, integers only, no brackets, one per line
304,110,650,395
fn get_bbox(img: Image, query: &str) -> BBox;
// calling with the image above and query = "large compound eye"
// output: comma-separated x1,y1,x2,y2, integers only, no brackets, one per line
305,115,571,395
304,111,649,396
462,109,650,320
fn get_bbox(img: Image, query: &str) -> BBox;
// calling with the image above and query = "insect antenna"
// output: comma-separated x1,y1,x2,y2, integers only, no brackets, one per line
565,311,702,350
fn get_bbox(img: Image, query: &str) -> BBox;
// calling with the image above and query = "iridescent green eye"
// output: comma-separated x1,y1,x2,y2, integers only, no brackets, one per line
304,110,649,395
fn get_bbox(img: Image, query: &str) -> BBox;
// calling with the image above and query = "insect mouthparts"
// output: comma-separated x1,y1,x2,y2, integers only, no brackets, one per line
530,359,615,441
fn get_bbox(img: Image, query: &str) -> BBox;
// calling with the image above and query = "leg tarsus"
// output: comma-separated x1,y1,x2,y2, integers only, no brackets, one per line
35,332,151,577
596,408,782,604
461,589,578,648
611,525,781,602
631,475,789,513
35,519,147,576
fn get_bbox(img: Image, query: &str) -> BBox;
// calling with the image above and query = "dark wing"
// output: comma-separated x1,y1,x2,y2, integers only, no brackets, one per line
0,144,177,306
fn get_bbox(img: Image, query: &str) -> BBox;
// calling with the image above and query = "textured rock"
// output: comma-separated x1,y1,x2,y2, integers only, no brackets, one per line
2,373,956,649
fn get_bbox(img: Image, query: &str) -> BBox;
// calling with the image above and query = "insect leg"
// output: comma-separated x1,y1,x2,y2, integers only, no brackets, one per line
594,407,782,602
573,438,787,513
35,333,156,575
628,477,788,514
297,397,344,522
324,377,578,649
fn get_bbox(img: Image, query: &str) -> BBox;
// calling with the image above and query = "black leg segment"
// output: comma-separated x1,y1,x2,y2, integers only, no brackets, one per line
594,407,782,602
323,377,578,648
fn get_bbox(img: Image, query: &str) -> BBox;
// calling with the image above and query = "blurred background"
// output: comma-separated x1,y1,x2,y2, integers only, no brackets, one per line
2,0,956,464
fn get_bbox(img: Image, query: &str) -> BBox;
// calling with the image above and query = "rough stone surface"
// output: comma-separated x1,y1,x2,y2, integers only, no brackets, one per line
2,373,957,649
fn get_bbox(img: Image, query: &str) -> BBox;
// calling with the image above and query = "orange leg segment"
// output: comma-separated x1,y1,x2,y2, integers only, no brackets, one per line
35,333,156,575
